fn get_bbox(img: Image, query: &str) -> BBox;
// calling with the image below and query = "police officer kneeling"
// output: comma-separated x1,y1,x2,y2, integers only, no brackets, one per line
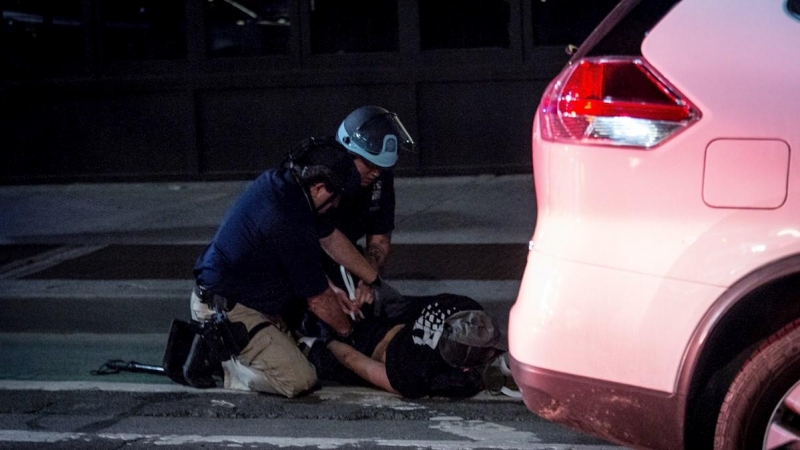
185,137,361,397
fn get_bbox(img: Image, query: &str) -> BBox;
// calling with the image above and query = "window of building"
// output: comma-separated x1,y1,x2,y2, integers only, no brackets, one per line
99,0,186,62
531,0,619,47
2,0,85,70
309,0,398,54
420,0,510,50
205,0,291,58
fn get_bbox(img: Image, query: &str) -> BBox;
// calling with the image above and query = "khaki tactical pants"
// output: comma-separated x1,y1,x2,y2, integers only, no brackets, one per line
190,292,317,397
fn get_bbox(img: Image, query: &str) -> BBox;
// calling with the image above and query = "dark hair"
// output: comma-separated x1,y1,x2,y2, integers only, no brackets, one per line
296,164,341,193
286,137,360,195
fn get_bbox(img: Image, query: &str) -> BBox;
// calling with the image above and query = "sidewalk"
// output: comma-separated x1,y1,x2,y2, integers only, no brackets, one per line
0,175,537,334
0,174,536,384
0,174,536,245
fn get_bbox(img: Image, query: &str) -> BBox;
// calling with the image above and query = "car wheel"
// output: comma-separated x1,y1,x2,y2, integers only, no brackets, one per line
714,319,800,450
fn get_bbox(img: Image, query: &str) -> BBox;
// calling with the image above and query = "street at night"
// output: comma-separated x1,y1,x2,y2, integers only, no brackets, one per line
0,176,621,449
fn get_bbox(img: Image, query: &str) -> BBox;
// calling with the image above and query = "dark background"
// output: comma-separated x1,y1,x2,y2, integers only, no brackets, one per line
0,0,618,184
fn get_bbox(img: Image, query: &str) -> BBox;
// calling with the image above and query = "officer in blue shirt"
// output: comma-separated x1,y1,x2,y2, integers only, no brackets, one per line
191,137,361,397
318,106,414,307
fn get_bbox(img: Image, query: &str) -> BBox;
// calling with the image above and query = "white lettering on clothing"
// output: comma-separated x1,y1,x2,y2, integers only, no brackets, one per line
411,302,456,350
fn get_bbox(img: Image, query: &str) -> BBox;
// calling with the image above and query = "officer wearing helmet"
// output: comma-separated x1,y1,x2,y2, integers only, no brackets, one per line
317,106,414,308
337,105,413,169
190,137,361,398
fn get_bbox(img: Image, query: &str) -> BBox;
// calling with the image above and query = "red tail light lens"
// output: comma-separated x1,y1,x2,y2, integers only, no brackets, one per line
539,57,700,148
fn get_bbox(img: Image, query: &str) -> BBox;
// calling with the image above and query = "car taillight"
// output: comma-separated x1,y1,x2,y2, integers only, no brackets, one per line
539,57,700,148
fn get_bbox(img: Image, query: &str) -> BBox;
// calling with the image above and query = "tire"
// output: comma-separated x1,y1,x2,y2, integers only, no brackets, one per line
714,319,800,450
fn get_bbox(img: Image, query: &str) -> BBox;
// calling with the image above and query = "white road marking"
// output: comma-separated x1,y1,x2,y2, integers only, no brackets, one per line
0,430,621,449
0,380,232,393
0,380,519,402
0,245,106,279
0,382,616,449
430,417,542,444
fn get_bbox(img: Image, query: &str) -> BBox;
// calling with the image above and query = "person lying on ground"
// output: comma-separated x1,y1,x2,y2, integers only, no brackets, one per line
300,293,507,399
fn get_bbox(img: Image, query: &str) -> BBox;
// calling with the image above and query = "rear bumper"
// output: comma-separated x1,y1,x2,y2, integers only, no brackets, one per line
510,356,686,450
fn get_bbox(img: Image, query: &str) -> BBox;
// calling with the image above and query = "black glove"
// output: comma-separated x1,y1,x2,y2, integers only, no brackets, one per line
371,277,411,321
299,312,336,345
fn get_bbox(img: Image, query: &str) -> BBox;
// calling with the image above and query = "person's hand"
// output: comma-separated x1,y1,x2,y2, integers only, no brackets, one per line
355,280,374,307
329,283,362,321
372,277,408,320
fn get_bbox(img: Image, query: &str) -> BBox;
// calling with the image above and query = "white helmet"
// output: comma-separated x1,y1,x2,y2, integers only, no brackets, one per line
336,106,414,168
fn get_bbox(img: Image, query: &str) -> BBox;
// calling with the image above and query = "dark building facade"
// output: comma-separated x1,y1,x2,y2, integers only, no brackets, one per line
1,0,617,183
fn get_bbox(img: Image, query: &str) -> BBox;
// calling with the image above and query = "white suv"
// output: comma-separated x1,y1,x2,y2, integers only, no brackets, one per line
508,0,800,449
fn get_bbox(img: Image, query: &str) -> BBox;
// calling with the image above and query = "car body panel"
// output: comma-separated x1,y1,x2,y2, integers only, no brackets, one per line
509,248,723,392
531,0,800,287
703,139,789,209
510,0,800,447
510,355,685,449
530,117,800,288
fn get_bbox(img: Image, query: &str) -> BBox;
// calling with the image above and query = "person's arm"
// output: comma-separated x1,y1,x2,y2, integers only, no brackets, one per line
307,287,353,337
320,229,378,308
326,340,398,394
362,171,395,271
320,229,379,283
364,233,391,269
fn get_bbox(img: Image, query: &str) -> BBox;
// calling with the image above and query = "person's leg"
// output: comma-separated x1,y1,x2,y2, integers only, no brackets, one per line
223,303,318,397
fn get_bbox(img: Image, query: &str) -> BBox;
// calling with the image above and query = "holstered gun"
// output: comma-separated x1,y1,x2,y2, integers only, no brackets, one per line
163,287,250,388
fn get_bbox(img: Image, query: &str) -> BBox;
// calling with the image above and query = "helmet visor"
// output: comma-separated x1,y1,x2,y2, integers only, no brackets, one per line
351,113,414,157
438,338,498,369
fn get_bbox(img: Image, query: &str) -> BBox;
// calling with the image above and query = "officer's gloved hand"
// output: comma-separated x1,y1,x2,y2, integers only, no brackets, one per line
299,312,357,348
371,276,407,320
299,312,336,345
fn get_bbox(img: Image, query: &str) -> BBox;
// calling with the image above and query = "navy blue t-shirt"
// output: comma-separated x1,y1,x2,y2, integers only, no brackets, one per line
318,170,395,243
194,169,332,319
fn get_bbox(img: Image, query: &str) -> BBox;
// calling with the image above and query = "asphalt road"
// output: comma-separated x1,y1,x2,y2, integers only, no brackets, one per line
0,383,623,450
0,242,624,450
0,177,626,449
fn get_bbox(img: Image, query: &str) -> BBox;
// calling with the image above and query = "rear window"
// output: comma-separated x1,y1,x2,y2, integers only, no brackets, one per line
572,0,681,61
789,0,800,18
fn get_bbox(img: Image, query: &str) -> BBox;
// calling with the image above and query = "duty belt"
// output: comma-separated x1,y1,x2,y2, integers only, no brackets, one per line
194,284,235,312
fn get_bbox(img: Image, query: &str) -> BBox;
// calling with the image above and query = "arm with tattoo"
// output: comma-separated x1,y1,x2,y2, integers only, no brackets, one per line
365,234,391,269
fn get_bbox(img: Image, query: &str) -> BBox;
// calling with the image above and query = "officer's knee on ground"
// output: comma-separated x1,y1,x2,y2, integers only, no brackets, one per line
276,363,318,398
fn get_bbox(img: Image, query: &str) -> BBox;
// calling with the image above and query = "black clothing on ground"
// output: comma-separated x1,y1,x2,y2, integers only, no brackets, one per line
308,294,486,399
384,294,485,398
307,310,390,387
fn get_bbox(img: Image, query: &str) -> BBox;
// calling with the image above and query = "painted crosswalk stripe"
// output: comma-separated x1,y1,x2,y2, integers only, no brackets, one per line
0,430,621,449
